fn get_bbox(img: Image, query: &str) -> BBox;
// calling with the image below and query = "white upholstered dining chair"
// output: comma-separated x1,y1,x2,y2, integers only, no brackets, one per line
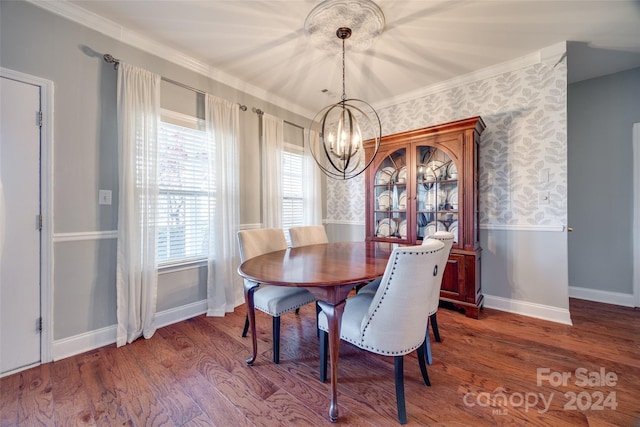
237,228,316,364
318,240,446,424
287,225,328,337
357,231,454,365
422,231,454,364
288,225,329,247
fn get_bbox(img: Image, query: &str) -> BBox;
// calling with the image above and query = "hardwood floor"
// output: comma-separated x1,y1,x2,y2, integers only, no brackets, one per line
1,298,639,426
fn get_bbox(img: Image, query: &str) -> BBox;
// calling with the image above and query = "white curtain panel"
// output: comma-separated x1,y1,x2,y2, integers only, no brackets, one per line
115,62,160,347
205,95,242,316
261,113,284,228
304,128,323,225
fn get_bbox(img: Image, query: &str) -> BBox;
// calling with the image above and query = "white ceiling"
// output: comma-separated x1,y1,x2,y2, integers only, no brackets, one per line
60,0,640,116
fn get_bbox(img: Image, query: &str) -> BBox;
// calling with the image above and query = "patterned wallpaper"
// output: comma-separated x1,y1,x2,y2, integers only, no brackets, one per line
326,52,567,227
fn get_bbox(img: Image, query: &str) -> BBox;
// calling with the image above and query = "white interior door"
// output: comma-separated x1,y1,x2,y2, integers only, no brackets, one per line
0,76,42,374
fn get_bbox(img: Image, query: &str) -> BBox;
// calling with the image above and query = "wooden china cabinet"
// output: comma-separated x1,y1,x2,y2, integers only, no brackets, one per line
364,116,485,318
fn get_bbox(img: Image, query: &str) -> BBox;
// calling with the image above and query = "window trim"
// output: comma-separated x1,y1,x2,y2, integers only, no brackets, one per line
158,258,208,274
283,141,303,155
160,108,204,130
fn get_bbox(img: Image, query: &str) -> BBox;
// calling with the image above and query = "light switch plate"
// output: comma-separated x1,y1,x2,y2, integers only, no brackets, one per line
538,169,549,183
99,190,112,205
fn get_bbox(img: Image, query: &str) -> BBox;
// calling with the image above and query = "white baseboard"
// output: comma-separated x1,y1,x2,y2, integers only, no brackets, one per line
52,300,208,361
0,361,43,379
52,325,117,361
484,295,573,325
568,286,636,308
154,300,208,328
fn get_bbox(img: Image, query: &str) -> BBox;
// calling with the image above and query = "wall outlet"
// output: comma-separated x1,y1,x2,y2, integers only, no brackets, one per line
99,190,112,205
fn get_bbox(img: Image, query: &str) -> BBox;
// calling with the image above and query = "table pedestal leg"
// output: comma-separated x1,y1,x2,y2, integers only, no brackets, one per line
243,282,258,365
318,300,345,423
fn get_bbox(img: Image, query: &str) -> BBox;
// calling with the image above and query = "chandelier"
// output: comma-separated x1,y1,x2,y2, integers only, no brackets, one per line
306,1,383,180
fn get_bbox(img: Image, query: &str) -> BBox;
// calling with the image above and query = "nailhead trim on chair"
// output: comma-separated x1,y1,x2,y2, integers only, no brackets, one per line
358,246,445,355
254,299,316,317
251,283,316,316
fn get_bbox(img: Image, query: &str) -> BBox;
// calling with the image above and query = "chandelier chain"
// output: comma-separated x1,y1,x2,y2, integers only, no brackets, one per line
341,36,346,102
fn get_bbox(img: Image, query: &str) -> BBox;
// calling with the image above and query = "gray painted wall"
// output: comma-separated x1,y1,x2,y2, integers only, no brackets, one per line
0,0,311,340
568,67,640,294
480,228,568,308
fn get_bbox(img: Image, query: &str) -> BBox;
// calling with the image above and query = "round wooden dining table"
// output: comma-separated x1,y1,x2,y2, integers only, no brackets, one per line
238,240,396,423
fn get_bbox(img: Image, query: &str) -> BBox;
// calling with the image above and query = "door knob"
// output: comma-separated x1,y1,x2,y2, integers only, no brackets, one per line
567,226,573,232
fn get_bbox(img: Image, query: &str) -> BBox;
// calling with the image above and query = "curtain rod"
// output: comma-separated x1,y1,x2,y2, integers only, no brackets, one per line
252,107,304,131
103,54,247,111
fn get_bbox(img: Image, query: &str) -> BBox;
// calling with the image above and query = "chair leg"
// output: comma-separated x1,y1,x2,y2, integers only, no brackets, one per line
316,302,321,338
417,342,431,387
424,329,433,365
319,330,328,383
430,313,441,342
273,316,281,364
394,356,407,425
242,314,249,337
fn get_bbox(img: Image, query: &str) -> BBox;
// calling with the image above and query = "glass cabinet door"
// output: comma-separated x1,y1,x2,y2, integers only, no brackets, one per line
373,148,407,241
416,145,459,243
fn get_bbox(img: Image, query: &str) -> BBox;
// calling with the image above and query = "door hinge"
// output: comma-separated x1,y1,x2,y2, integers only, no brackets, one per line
37,110,43,127
37,317,43,333
37,214,43,230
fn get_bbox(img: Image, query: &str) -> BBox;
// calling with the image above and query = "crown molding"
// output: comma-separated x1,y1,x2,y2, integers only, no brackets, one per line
539,41,567,63
26,0,315,119
28,0,123,37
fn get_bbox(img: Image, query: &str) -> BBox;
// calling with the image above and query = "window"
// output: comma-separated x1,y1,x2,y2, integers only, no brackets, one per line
281,144,304,229
156,118,212,265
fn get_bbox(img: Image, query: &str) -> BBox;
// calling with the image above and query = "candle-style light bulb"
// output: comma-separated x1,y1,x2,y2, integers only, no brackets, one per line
327,132,335,152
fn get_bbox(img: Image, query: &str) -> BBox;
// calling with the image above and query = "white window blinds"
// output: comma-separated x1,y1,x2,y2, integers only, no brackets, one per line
282,148,304,229
157,121,212,264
